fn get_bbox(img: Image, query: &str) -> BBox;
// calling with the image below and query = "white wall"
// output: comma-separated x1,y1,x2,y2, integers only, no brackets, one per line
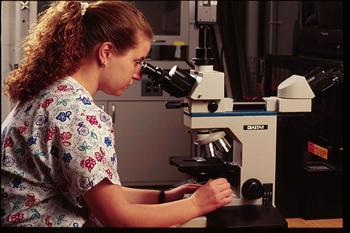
1,1,37,124
1,1,14,124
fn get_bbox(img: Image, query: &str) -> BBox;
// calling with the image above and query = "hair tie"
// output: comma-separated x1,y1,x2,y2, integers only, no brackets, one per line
81,2,89,16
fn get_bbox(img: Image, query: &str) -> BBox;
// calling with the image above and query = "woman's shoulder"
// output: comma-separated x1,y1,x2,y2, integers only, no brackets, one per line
33,78,102,123
40,78,94,109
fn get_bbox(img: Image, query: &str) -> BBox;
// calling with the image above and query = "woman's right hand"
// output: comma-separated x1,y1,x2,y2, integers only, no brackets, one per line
189,178,233,216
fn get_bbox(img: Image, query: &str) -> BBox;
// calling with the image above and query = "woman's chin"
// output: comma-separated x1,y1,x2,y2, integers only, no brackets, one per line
114,91,124,96
103,89,124,96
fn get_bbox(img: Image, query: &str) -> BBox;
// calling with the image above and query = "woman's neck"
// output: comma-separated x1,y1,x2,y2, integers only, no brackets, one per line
70,58,99,96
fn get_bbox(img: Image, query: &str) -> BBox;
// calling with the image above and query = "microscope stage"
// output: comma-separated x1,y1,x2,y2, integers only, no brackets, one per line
170,156,230,173
169,156,239,185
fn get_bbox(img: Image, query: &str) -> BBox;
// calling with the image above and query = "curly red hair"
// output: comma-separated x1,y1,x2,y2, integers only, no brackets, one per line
4,1,152,103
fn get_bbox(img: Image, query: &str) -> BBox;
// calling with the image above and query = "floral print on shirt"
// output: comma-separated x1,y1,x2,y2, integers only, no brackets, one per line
1,77,120,227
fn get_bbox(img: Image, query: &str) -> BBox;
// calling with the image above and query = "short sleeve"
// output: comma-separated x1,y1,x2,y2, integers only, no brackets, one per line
51,96,120,207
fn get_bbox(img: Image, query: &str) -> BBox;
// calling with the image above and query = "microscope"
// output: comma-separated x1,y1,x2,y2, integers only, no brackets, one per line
140,25,314,230
140,34,314,227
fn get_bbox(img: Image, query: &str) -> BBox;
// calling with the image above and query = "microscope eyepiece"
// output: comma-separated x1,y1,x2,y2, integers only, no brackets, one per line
141,62,196,98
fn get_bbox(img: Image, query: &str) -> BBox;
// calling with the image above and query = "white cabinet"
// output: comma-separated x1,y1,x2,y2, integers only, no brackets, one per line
95,100,191,186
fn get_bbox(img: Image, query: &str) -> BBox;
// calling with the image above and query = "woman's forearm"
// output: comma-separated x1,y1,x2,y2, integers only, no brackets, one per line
85,178,232,227
86,181,199,227
121,186,160,204
112,198,200,227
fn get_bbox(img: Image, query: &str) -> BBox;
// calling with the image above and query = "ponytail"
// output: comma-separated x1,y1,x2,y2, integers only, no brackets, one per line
4,1,152,103
4,1,85,103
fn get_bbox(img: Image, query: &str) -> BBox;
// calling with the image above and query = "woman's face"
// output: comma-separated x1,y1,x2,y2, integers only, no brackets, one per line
99,34,151,96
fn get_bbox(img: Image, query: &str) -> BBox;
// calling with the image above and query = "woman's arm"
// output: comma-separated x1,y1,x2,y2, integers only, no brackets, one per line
121,186,159,204
84,178,232,227
121,183,202,204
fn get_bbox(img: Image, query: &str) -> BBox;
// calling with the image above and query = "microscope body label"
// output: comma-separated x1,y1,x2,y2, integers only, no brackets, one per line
243,125,268,130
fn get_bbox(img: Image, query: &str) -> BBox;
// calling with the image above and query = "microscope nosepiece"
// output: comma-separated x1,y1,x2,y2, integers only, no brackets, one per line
193,130,232,161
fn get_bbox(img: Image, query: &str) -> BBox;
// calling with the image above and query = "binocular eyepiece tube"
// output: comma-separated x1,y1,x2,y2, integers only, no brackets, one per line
140,62,197,98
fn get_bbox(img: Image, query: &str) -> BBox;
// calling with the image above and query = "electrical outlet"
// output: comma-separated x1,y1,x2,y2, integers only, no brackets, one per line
141,78,163,96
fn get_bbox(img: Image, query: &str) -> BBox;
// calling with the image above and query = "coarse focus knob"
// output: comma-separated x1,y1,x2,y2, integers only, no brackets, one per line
208,101,218,113
242,178,264,200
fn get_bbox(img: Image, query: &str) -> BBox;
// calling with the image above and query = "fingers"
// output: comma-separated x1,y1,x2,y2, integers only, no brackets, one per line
181,183,202,193
208,177,229,185
218,187,232,200
190,178,233,215
185,183,202,189
217,181,231,190
207,178,231,192
221,195,233,206
207,178,232,205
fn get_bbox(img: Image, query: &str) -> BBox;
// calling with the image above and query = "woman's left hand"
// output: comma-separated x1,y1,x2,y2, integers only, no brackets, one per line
164,183,202,202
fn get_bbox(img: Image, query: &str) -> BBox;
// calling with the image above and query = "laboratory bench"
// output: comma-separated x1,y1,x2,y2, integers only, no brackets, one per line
286,218,343,228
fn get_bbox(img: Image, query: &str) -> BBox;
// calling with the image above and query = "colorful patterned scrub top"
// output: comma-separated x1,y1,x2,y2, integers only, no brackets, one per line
1,77,120,227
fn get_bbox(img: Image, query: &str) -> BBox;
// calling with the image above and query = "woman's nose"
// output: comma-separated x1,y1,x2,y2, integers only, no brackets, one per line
132,66,142,81
132,72,142,81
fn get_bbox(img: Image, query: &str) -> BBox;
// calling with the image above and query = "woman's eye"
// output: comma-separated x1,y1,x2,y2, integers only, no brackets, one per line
135,58,145,65
134,61,143,67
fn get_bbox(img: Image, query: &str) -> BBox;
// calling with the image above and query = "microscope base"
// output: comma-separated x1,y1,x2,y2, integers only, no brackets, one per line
206,205,287,228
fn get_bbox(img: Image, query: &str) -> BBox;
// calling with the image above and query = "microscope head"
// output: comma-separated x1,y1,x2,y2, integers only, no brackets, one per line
140,62,197,98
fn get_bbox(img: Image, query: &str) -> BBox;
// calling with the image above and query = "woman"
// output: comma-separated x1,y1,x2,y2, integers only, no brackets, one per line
1,1,232,227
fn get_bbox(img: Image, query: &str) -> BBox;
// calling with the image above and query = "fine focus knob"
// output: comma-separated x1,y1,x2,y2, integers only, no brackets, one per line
242,178,264,200
207,101,218,113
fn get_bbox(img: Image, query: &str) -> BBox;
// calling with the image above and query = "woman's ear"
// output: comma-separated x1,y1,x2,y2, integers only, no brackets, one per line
97,42,114,67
